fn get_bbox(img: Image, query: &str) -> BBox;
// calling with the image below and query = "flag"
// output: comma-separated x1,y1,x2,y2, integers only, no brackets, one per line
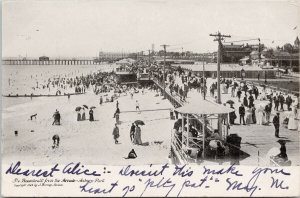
293,26,297,30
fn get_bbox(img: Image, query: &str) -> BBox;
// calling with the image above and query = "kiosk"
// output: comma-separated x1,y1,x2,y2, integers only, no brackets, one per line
171,100,235,164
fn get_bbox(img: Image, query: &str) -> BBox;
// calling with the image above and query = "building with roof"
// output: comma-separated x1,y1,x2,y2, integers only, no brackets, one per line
39,56,49,61
221,43,263,63
172,63,276,79
262,50,299,71
98,51,130,62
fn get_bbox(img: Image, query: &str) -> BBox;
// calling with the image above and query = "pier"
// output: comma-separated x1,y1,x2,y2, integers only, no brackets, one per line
2,58,102,65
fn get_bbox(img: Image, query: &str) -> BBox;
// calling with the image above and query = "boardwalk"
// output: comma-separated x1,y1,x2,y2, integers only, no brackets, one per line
153,78,300,166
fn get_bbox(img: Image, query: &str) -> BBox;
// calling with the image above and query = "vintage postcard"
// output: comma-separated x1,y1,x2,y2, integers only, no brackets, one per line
1,0,300,197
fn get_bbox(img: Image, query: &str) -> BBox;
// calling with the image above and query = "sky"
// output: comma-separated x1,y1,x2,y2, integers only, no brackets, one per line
2,0,299,58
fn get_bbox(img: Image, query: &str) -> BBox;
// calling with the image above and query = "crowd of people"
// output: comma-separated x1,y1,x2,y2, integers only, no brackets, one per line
152,68,207,101
148,64,299,165
155,66,300,133
231,82,299,135
24,60,299,164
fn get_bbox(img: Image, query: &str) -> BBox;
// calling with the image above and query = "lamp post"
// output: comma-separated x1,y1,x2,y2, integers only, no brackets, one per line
202,54,206,100
161,44,169,98
241,68,245,81
264,70,267,84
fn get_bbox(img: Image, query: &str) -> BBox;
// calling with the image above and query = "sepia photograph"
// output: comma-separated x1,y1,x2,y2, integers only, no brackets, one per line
1,0,299,187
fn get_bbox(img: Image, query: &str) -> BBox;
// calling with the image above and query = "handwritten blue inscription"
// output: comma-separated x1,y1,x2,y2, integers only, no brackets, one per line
177,176,209,197
270,176,289,189
118,164,291,197
6,161,102,177
140,177,175,197
6,161,60,177
63,162,101,176
203,164,243,176
79,180,118,195
173,165,194,177
122,184,136,197
226,167,290,196
6,161,292,197
119,164,169,177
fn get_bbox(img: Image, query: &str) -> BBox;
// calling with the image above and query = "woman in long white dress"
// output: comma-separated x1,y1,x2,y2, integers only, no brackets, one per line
133,125,142,145
288,107,298,130
256,106,266,125
292,96,298,107
221,83,227,94
260,90,267,101
245,107,253,124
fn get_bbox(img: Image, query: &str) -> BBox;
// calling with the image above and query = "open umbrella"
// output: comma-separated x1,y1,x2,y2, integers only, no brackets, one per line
226,100,235,105
83,105,88,109
90,106,96,109
75,106,81,111
134,120,145,125
259,84,266,88
277,139,291,145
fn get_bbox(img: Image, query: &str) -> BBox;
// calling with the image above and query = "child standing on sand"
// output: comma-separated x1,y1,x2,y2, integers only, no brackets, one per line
112,123,120,144
136,100,140,113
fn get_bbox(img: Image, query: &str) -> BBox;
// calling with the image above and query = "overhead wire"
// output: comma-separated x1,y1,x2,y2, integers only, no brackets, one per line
223,38,259,44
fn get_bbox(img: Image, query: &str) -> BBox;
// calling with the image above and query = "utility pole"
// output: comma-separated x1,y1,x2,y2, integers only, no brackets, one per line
258,38,261,62
181,47,184,58
202,54,206,100
209,32,231,104
148,49,151,67
160,44,169,98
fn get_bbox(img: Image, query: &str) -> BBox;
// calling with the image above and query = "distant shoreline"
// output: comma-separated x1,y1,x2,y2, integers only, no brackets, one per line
2,92,85,98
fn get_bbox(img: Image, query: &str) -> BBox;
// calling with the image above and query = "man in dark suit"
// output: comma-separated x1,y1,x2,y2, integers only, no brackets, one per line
279,94,285,111
274,95,279,111
130,123,135,142
286,95,292,111
273,113,280,138
239,104,245,125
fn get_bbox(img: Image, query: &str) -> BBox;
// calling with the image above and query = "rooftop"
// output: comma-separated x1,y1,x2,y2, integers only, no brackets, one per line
175,63,264,71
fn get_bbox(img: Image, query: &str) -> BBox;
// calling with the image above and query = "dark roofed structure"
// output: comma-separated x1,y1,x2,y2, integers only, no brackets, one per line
39,56,49,61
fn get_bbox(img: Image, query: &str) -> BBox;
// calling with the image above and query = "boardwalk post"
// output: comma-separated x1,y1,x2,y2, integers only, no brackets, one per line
203,114,206,158
258,150,260,166
203,54,206,100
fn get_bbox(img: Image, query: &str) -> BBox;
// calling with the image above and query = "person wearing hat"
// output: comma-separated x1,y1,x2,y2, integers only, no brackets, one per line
130,123,135,142
127,149,137,159
279,93,285,111
239,104,246,125
272,112,280,138
276,140,288,161
89,108,94,121
52,134,60,148
112,123,120,144
52,109,61,125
